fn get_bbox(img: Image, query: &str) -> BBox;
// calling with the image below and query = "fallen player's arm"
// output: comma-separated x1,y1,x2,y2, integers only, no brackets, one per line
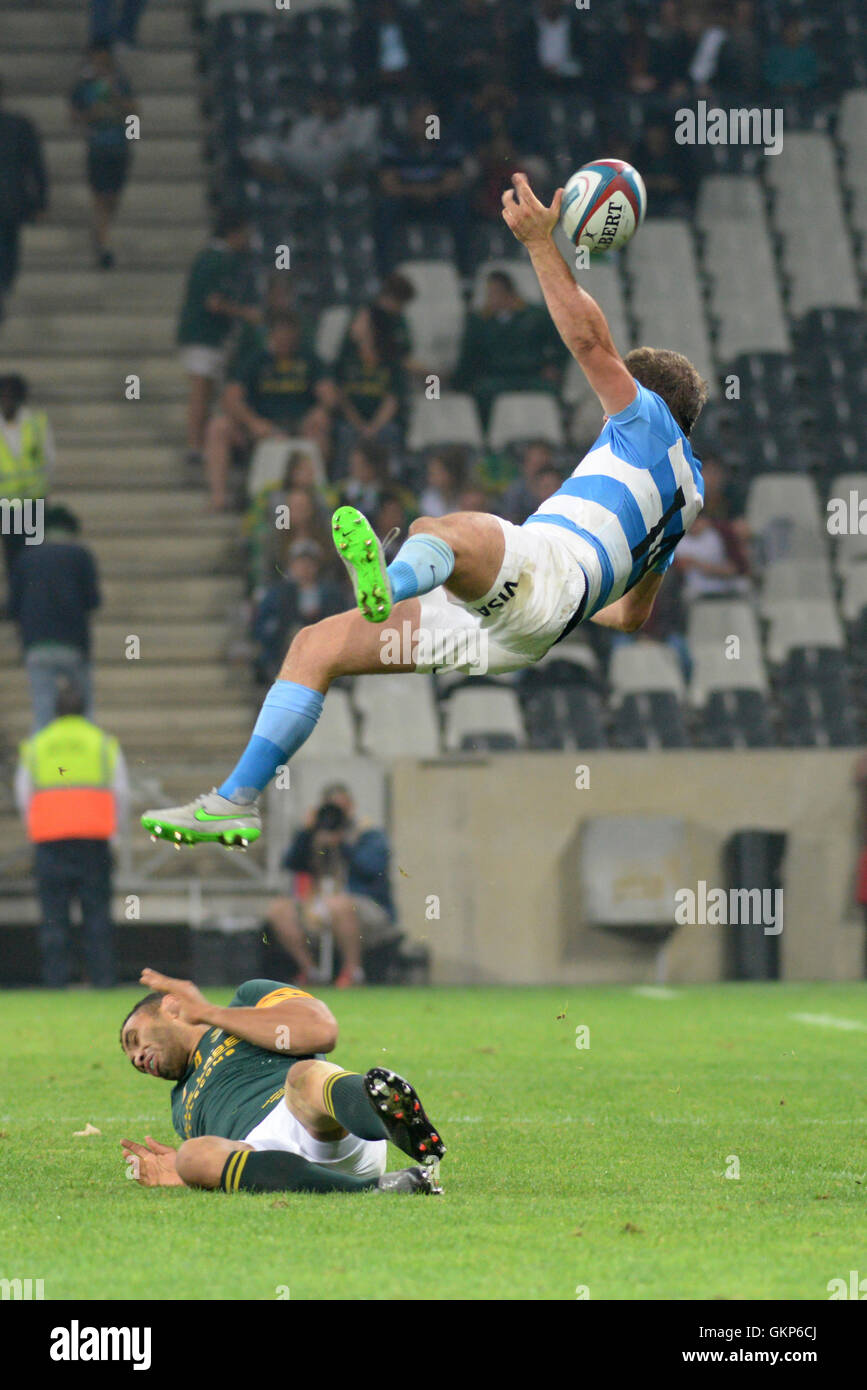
501,173,637,418
139,967,339,1054
590,571,664,633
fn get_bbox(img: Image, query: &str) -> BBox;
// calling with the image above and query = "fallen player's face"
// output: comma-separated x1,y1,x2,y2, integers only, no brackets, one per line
122,1010,191,1081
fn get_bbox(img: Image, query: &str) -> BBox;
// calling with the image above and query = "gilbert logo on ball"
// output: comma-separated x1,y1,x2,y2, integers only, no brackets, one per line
560,158,647,253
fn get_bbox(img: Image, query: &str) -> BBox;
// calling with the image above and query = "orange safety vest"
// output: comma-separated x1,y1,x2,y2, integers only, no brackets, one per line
21,716,118,843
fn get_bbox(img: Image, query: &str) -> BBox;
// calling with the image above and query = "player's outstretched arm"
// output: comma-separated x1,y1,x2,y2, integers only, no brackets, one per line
590,571,664,633
139,968,339,1055
501,172,637,418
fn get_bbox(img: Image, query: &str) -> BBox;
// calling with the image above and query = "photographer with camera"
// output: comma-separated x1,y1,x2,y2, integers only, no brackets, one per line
267,783,397,989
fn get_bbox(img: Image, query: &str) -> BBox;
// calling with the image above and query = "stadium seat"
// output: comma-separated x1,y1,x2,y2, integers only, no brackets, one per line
745,475,823,537
487,392,564,449
689,641,768,704
314,305,352,364
626,221,718,395
759,559,834,618
516,644,608,750
695,174,766,231
609,640,689,749
353,676,441,758
296,687,356,758
246,438,326,498
765,601,846,665
686,599,764,668
407,393,484,452
442,686,527,752
840,562,867,622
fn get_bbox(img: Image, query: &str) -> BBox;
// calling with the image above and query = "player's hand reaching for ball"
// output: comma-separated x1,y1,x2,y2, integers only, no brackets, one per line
501,173,564,246
139,967,212,1025
121,1135,184,1187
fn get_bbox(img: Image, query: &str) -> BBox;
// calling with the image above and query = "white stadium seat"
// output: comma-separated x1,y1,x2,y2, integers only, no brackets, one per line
759,560,835,618
296,688,356,758
487,392,563,449
765,601,845,664
746,475,823,536
443,687,526,751
689,643,768,706
407,392,484,452
609,640,686,698
353,676,441,758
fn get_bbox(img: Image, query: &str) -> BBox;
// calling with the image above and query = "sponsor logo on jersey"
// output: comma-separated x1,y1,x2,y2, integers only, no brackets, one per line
475,580,519,617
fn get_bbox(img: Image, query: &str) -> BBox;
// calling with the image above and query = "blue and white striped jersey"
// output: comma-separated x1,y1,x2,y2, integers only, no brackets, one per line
523,383,704,618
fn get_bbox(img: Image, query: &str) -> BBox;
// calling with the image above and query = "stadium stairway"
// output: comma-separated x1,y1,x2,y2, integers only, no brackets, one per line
0,0,260,904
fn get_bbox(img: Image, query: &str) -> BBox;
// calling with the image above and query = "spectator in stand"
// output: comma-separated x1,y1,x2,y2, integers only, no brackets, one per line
90,0,149,51
253,539,345,683
70,43,136,269
454,271,567,425
177,209,260,469
462,80,550,222
458,479,494,514
687,8,730,95
674,514,751,603
0,373,55,589
763,15,820,93
632,118,698,217
373,488,416,541
716,0,763,97
8,505,100,731
244,89,379,189
513,0,587,91
499,441,557,524
267,785,398,989
351,0,424,100
374,98,471,275
0,77,47,314
203,313,331,512
431,0,509,102
419,445,470,517
333,438,392,517
319,301,407,461
248,480,334,598
648,0,693,99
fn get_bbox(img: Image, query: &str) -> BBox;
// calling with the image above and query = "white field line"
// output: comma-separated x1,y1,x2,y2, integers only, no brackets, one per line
790,1012,867,1033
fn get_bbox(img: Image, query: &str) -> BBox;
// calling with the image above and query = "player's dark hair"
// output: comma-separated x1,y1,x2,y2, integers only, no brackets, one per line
119,992,164,1045
623,346,709,436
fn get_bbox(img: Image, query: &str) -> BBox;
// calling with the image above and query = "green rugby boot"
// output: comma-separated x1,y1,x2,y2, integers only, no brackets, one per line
332,505,392,623
141,790,261,849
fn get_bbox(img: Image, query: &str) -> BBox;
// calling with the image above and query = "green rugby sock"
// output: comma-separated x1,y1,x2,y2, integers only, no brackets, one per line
322,1070,389,1142
220,1149,378,1194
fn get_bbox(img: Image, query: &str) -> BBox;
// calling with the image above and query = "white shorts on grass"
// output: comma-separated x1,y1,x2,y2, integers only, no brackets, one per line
414,516,591,675
180,344,226,379
244,1098,387,1179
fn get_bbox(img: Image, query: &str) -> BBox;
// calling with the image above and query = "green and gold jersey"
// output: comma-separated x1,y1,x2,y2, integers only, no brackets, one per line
170,979,318,1141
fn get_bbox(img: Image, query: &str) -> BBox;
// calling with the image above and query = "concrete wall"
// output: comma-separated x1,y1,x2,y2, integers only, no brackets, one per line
390,751,864,984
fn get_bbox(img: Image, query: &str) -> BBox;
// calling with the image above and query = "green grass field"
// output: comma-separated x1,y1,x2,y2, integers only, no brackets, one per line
2,982,866,1301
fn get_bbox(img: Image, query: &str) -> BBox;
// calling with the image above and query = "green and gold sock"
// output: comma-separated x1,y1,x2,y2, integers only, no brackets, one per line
220,1149,378,1195
322,1070,389,1142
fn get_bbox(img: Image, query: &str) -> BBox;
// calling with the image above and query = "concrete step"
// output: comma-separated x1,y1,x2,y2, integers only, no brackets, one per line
1,313,176,354
50,400,185,440
1,8,192,46
43,136,204,183
100,575,244,621
0,621,232,666
50,444,190,489
6,94,204,139
17,222,206,271
13,357,185,400
11,267,186,310
0,704,254,756
88,533,239,577
2,50,198,95
53,489,229,534
0,663,245,711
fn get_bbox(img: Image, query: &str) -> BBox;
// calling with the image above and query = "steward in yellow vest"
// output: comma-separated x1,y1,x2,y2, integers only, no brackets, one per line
20,714,119,842
0,374,51,501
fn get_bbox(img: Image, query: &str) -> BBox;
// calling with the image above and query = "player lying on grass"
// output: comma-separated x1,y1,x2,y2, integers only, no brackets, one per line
119,969,445,1195
142,171,706,848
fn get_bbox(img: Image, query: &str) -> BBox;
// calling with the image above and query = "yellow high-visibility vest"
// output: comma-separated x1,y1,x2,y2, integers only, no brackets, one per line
0,413,48,500
21,716,118,842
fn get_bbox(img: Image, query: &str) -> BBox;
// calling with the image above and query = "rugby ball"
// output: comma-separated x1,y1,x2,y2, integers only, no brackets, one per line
560,158,647,254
